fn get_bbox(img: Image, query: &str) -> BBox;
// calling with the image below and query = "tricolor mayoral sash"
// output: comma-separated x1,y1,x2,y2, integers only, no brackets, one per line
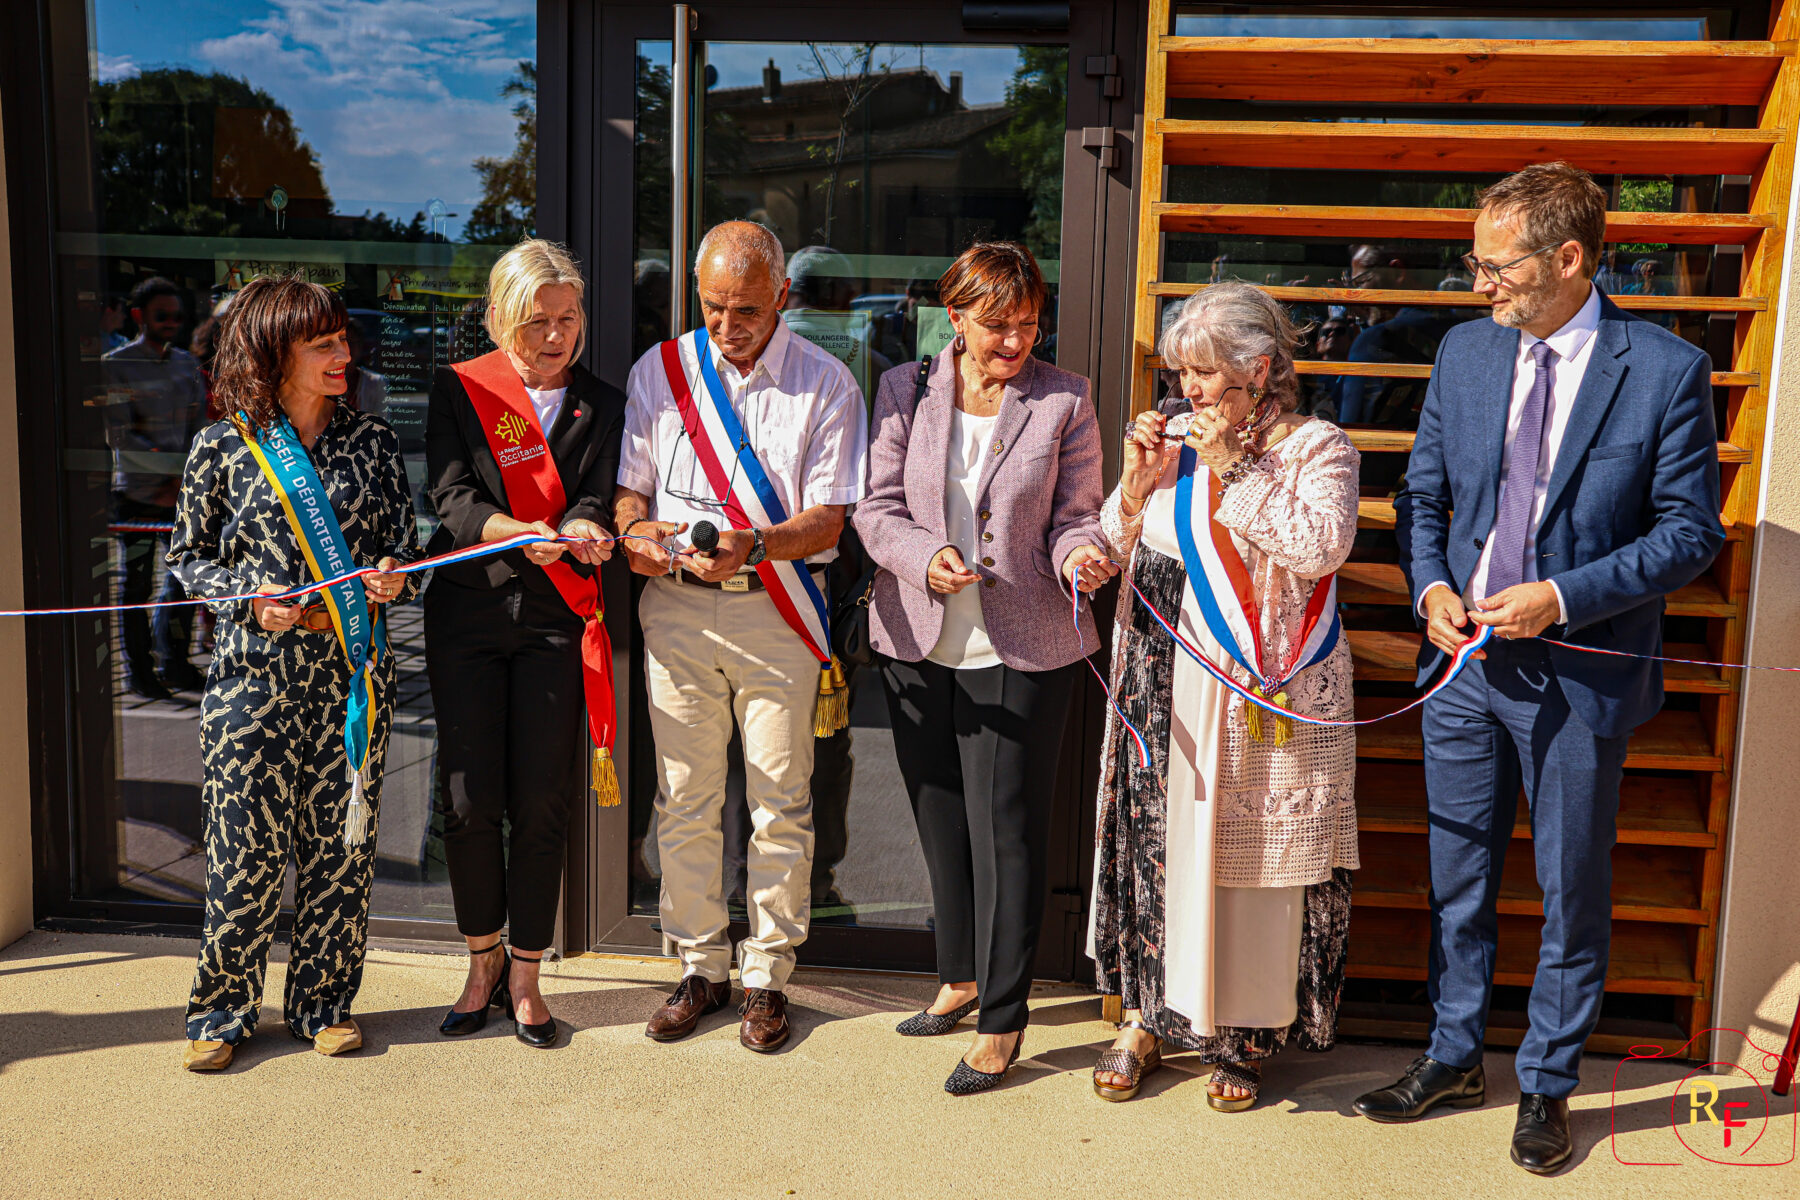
1172,444,1340,744
658,326,848,736
242,413,385,846
453,351,622,805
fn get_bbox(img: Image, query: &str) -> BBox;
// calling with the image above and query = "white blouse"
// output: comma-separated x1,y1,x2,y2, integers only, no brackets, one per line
927,407,1002,670
525,385,567,436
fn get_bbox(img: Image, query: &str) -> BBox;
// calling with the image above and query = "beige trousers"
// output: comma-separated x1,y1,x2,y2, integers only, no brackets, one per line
640,573,819,992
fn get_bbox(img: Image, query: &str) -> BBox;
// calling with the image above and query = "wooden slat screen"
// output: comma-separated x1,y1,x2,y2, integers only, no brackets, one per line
1125,2,1800,1058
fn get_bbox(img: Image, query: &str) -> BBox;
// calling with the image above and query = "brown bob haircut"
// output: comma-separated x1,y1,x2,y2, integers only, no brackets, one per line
937,241,1049,323
1477,161,1608,280
212,275,349,434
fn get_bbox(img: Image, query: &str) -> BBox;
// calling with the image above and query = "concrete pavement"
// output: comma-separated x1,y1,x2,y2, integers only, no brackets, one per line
0,931,1764,1199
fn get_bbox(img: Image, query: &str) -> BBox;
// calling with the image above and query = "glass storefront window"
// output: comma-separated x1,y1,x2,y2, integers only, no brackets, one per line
49,1,537,923
630,40,1070,930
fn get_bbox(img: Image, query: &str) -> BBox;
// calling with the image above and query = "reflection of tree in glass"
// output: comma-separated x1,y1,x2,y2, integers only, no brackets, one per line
800,44,904,245
467,63,537,244
636,53,744,258
988,47,1067,263
92,68,329,237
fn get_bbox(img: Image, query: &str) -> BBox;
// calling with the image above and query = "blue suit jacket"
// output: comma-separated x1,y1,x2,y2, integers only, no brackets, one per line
1395,291,1725,739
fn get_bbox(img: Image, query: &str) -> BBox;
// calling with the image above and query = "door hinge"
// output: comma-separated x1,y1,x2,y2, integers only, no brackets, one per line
1084,55,1124,99
1081,126,1119,171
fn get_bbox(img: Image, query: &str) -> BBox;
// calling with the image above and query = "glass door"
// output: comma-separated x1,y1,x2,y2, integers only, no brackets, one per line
578,0,1134,974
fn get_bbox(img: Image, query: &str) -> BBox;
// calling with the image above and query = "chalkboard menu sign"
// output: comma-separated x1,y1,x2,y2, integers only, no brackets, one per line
375,267,492,394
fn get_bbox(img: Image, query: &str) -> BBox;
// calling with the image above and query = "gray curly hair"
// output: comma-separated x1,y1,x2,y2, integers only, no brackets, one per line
1158,281,1307,412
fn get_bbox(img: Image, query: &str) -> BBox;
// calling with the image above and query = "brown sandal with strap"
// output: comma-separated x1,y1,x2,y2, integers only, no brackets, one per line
1092,1019,1162,1102
1207,1060,1261,1112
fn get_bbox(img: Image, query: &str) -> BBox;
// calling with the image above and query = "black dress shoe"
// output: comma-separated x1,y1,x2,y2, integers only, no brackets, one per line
126,671,171,702
1511,1093,1572,1175
508,952,560,1049
439,943,509,1037
1352,1054,1486,1122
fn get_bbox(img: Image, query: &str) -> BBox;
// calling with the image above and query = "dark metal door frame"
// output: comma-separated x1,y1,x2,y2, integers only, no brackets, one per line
559,0,1142,978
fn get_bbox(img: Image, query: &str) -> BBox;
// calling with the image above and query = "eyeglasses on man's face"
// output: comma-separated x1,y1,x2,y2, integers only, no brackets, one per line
1460,243,1562,286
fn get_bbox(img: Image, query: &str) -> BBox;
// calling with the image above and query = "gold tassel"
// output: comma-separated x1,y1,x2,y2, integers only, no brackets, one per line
813,665,836,739
592,747,621,808
828,658,851,734
1246,684,1265,743
1272,690,1293,748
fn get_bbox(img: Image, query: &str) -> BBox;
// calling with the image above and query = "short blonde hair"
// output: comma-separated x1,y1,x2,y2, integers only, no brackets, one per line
484,238,587,360
1158,281,1306,412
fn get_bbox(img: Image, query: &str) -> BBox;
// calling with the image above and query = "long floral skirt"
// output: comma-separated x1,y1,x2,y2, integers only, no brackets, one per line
1091,547,1352,1062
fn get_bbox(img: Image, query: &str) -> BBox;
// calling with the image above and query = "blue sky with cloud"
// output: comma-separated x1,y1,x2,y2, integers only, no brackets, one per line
93,0,535,236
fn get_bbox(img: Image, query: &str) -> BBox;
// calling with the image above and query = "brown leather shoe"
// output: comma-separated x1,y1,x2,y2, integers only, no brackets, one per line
739,987,790,1053
645,974,733,1042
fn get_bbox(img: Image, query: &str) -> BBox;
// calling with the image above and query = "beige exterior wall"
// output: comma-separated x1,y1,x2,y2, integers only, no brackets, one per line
1716,175,1800,1071
0,87,36,948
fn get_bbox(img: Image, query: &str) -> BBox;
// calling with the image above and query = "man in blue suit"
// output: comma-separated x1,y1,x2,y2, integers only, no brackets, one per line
1356,163,1724,1174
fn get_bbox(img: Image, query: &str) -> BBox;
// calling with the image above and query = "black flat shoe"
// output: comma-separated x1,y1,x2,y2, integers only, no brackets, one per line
508,951,560,1049
944,1029,1024,1095
897,998,977,1037
1352,1054,1485,1122
439,942,509,1037
1511,1093,1572,1175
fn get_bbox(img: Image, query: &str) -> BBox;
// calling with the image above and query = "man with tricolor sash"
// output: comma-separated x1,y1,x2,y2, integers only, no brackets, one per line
617,221,869,1054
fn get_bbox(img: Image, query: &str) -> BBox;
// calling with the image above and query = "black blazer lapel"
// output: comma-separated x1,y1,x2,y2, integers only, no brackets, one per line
548,369,596,502
1540,305,1631,519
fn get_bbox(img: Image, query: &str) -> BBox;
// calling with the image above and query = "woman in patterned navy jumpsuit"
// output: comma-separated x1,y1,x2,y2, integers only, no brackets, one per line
168,277,421,1072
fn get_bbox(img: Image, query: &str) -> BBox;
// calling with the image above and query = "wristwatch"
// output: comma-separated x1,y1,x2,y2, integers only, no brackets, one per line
745,528,768,566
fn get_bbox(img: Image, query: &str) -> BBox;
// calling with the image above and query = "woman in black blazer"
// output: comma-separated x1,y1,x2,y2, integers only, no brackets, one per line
425,239,625,1048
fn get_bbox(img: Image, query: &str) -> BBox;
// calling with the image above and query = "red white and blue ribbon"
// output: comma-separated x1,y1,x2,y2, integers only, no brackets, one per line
1172,445,1339,690
660,327,833,666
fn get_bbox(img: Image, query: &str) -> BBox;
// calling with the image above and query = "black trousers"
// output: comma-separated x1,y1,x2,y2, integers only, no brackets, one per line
425,577,586,952
881,655,1077,1034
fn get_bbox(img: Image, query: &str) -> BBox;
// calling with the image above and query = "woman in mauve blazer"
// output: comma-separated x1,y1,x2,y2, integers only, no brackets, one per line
853,242,1113,1095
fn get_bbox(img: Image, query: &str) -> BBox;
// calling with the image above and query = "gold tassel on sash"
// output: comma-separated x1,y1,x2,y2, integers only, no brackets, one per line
592,747,621,808
828,658,850,734
1246,684,1295,747
813,662,838,739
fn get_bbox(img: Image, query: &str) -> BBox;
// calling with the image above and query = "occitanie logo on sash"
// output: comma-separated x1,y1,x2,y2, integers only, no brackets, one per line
494,412,530,446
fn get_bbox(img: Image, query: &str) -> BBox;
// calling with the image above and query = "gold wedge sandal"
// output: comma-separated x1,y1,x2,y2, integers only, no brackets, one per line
1207,1060,1261,1112
1092,1019,1162,1102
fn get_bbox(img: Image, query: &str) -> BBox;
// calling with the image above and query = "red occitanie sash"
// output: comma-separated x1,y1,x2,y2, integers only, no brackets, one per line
454,350,620,805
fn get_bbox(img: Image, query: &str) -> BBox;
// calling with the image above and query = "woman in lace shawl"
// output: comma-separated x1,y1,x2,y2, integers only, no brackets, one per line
1087,282,1360,1111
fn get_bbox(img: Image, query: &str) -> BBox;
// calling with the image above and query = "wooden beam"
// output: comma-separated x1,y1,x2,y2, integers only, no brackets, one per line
1344,428,1752,464
1161,37,1788,107
1144,353,1755,389
1155,119,1779,176
1152,202,1773,246
1146,281,1768,313
1129,0,1172,427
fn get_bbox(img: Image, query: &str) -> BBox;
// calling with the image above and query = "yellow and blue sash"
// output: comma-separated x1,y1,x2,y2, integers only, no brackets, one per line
242,413,385,846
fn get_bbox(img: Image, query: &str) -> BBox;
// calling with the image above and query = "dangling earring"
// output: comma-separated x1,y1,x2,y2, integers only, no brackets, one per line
952,333,967,354
1249,384,1267,404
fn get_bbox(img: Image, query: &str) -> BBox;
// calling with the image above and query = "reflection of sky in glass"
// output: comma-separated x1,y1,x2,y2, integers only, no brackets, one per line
92,0,535,239
701,43,1038,108
1173,15,1707,40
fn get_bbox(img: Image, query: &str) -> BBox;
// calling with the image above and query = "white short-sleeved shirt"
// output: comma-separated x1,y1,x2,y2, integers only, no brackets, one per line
619,319,869,564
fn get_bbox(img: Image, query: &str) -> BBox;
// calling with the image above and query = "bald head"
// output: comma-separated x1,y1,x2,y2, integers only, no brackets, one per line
694,221,786,293
694,221,790,371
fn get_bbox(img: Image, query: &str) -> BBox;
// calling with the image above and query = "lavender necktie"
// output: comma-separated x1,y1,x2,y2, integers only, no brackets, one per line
1485,339,1555,597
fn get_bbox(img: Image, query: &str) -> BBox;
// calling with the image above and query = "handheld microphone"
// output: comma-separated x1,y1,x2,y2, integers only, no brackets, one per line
690,520,719,554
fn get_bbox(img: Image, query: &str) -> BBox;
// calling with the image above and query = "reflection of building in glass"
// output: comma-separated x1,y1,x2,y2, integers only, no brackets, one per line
705,64,1035,260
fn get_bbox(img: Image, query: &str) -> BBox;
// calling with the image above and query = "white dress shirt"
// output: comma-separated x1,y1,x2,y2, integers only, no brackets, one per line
1421,284,1601,624
927,407,1002,669
620,319,869,564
